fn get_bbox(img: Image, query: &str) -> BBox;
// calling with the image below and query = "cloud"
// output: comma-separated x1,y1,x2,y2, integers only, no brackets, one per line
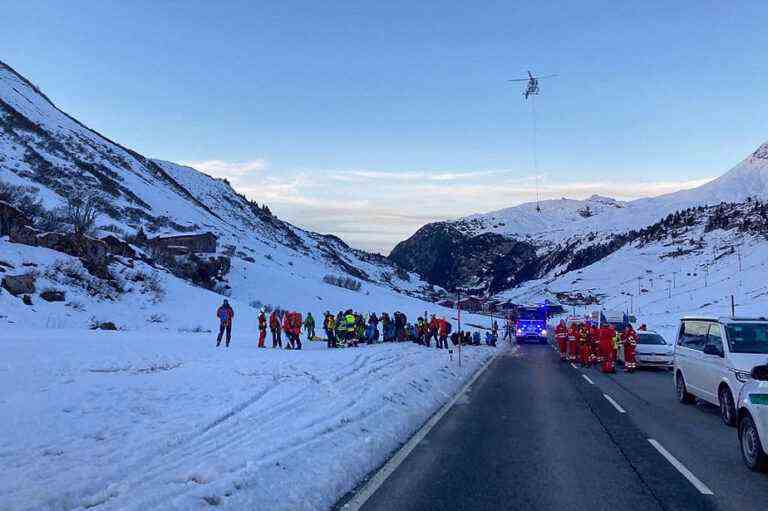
183,159,267,179
182,159,716,253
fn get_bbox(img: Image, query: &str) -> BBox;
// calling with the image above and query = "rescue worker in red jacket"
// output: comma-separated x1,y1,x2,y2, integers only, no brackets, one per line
598,323,616,373
437,317,450,349
555,320,568,361
215,300,234,347
269,310,282,348
283,311,303,350
257,309,267,348
591,322,602,366
567,322,579,362
622,325,638,372
579,322,592,366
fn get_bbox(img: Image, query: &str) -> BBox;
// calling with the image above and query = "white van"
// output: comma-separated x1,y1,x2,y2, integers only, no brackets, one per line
674,316,768,427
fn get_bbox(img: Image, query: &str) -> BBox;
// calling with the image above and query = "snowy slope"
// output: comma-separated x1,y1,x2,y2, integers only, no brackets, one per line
452,142,768,243
0,59,444,331
501,201,768,342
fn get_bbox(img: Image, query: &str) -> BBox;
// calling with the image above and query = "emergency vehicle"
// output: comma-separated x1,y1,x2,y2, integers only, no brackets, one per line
515,305,549,343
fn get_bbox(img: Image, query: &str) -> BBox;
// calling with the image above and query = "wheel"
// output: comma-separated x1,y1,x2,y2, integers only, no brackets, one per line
740,414,768,472
676,373,695,404
719,386,737,427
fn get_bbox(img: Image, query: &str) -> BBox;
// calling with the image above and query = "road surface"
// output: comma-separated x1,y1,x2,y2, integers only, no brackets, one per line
353,344,768,511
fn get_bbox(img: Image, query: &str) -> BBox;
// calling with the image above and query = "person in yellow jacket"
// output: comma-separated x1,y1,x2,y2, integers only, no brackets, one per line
323,311,337,349
344,310,357,347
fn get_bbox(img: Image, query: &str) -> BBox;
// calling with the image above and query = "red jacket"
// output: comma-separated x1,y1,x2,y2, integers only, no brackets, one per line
269,311,281,330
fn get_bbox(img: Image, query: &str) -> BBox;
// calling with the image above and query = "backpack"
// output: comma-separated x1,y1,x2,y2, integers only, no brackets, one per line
446,322,453,335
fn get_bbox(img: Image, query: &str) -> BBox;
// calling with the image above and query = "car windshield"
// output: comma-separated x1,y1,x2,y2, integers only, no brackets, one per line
725,323,768,354
519,310,544,320
638,333,666,345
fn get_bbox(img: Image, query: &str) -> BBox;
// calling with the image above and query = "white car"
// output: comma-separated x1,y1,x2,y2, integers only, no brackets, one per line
620,330,673,369
674,316,768,427
737,364,768,472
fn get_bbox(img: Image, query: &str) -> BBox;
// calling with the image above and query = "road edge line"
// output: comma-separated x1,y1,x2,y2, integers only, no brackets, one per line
648,438,714,495
340,350,498,510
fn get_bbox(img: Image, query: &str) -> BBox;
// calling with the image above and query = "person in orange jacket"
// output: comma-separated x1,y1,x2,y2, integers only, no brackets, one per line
269,310,282,348
579,323,592,366
437,317,450,349
622,325,638,372
215,299,234,347
257,309,267,348
567,322,579,362
591,322,602,366
555,320,568,361
598,323,616,373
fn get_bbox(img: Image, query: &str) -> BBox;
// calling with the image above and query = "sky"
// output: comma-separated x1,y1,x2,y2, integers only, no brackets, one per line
2,1,767,253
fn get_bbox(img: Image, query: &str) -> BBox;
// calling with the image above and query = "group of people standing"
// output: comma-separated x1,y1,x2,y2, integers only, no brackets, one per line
215,300,478,352
554,319,639,373
321,310,456,349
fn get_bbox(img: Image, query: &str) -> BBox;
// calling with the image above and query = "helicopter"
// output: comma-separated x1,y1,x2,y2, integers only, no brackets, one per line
509,71,557,99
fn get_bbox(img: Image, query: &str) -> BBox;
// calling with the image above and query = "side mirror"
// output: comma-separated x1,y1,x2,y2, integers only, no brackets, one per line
752,365,768,381
703,344,723,357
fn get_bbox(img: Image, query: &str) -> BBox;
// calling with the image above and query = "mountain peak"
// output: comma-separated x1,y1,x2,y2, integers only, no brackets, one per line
751,141,768,161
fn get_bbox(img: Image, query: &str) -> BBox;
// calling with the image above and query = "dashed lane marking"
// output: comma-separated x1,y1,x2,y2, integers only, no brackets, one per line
570,363,577,369
648,439,714,495
582,374,595,385
603,393,626,413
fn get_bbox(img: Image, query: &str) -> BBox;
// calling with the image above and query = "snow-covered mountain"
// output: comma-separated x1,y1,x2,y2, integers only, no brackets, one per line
391,141,768,295
0,60,443,330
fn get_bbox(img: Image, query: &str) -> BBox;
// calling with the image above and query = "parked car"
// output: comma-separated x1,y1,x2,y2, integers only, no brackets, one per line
737,364,768,472
619,330,673,369
674,316,768,427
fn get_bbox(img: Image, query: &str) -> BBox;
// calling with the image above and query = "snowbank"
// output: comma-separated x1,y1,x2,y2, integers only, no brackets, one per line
0,330,495,510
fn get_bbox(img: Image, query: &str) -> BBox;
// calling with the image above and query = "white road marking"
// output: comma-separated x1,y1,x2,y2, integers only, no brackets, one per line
648,439,714,495
582,374,595,385
570,363,577,369
603,393,626,413
341,351,498,510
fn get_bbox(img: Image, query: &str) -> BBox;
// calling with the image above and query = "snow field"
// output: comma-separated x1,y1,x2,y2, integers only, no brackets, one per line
0,330,495,511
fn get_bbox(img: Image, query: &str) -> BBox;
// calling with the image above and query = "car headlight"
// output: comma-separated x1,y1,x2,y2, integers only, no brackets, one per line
540,329,547,336
517,329,523,335
733,370,751,383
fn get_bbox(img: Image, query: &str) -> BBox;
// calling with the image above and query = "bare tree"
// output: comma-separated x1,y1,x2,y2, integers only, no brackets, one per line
66,190,103,237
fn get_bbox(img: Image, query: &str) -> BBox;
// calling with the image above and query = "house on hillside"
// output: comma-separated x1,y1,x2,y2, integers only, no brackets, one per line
150,232,217,254
457,296,485,312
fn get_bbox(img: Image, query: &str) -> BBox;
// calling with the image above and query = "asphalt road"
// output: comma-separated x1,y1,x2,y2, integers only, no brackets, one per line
355,343,768,511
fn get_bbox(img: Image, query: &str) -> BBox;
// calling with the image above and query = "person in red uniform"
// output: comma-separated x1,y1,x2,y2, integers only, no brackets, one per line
437,318,449,349
257,309,267,348
590,322,602,366
579,323,593,367
598,323,616,373
555,320,568,361
622,325,638,372
567,322,579,362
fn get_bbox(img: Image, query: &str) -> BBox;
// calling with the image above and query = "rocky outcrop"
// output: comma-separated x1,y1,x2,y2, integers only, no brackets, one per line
389,222,541,293
0,201,31,237
40,289,66,302
100,235,137,259
2,273,36,295
150,232,217,254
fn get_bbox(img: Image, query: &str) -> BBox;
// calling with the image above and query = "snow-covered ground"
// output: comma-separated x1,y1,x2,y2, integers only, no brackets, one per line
0,329,496,511
505,227,768,343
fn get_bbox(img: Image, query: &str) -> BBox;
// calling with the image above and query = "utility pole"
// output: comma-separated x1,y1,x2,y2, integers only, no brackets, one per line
456,288,462,368
666,280,672,298
731,295,736,317
704,264,709,287
672,271,677,289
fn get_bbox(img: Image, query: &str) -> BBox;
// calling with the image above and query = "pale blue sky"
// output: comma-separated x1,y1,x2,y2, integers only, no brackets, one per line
3,1,767,252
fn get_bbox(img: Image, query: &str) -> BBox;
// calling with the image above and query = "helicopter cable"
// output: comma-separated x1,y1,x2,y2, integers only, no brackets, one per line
531,94,541,212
